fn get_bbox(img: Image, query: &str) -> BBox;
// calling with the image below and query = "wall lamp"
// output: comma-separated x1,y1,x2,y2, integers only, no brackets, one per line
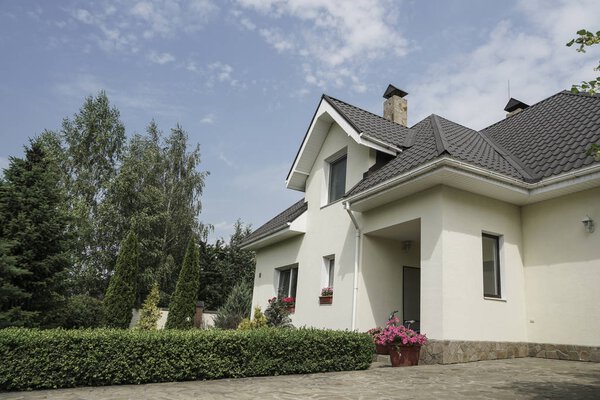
581,215,595,233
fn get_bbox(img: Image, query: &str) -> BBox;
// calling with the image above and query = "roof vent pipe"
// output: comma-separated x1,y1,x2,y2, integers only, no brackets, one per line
383,84,408,126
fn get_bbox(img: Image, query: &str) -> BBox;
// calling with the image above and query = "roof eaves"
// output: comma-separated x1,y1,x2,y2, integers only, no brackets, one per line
286,96,326,183
322,94,363,135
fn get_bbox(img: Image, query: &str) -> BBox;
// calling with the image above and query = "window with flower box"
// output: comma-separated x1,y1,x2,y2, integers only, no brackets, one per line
277,265,298,298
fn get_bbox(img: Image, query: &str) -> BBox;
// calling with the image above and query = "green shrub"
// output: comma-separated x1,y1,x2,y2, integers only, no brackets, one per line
61,295,105,329
238,307,268,330
264,297,293,328
103,232,139,328
0,327,374,391
165,238,200,329
214,281,252,329
136,283,161,330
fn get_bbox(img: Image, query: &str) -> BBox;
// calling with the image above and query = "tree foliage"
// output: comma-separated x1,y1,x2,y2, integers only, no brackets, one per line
567,29,600,95
165,238,200,329
0,139,70,327
213,281,253,329
136,282,161,330
103,232,139,328
199,220,255,310
567,29,600,160
60,91,126,297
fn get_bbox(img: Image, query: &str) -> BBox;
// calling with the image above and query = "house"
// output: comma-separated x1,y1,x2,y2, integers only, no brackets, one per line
241,85,600,363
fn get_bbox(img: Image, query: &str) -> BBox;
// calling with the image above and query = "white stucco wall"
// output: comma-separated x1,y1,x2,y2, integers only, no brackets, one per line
251,121,371,330
251,235,303,316
360,187,445,337
440,187,527,342
522,187,600,346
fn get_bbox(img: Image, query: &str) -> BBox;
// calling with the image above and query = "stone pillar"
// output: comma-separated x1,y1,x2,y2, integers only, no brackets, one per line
194,301,204,328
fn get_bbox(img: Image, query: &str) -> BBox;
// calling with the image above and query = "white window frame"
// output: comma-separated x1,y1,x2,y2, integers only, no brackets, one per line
321,148,347,207
482,232,505,300
277,264,298,298
321,255,335,289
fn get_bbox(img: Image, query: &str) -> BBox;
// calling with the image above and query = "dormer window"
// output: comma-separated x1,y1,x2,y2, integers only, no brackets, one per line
328,154,347,203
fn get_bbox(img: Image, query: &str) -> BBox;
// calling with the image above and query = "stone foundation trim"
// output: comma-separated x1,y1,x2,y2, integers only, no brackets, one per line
419,340,600,365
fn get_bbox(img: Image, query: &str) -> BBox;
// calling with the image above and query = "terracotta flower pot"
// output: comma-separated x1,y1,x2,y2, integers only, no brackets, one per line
388,345,421,367
375,343,388,355
319,295,333,305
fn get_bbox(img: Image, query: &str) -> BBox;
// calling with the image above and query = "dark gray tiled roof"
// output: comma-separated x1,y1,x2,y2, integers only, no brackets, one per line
481,91,600,179
347,114,527,195
348,91,600,196
324,95,414,148
242,198,307,246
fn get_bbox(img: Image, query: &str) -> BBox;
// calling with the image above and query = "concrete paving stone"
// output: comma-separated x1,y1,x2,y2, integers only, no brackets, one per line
1,358,599,400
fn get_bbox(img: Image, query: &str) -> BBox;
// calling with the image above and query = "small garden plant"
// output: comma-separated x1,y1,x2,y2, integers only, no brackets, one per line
264,297,294,328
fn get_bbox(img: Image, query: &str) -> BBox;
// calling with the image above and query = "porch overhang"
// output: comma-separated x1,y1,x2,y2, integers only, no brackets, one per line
344,157,600,212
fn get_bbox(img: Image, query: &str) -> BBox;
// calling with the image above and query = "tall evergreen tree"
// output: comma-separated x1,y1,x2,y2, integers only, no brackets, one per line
0,139,70,327
165,238,200,329
103,232,139,328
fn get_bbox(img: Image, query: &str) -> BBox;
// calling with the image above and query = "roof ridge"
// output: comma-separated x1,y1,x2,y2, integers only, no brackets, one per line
322,94,362,134
433,114,537,182
481,90,577,133
558,90,600,98
477,127,538,182
323,93,410,129
431,114,450,156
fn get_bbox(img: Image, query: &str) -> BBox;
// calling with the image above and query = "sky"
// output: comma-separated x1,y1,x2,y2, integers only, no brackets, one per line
1,0,599,241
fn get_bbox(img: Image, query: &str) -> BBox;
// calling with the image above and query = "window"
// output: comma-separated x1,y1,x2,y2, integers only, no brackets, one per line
328,155,347,203
323,256,335,288
482,233,501,298
278,265,298,298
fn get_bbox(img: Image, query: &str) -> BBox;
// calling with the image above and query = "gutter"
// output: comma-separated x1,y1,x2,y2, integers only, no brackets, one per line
344,201,361,331
345,156,600,207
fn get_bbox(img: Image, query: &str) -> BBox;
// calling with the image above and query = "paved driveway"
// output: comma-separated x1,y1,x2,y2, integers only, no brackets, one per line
2,358,599,400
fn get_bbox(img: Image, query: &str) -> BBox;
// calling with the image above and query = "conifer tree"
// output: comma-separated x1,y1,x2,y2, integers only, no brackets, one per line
103,232,139,328
0,139,70,327
165,238,200,329
136,282,161,330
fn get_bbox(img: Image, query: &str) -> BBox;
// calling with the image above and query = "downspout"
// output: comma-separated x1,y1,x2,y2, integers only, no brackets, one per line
344,201,361,331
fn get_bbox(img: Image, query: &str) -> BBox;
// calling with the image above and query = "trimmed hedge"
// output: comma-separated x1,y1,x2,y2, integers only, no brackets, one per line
0,328,374,391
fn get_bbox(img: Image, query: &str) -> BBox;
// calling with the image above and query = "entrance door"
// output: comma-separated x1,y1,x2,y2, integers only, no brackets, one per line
403,266,420,331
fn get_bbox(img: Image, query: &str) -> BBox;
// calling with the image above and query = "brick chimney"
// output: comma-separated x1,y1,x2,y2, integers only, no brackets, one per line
383,84,408,126
504,98,529,118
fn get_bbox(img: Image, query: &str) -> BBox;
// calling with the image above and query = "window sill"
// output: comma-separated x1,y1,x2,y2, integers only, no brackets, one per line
484,296,507,302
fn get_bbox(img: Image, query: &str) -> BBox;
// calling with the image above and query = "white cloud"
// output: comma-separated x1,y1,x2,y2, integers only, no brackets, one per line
147,51,175,64
217,152,235,167
259,28,294,52
207,62,239,86
53,74,186,117
408,0,600,130
200,113,215,124
68,1,218,54
235,0,407,91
